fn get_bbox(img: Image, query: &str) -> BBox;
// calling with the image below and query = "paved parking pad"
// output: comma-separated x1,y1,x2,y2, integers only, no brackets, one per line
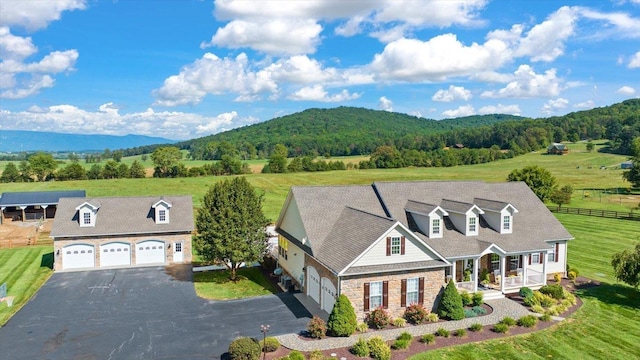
0,266,311,360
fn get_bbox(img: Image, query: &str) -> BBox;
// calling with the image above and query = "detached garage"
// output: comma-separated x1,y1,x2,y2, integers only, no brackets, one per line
51,196,194,271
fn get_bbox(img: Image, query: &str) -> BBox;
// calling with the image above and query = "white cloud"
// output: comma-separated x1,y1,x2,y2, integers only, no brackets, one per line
617,86,636,95
0,74,54,99
574,100,595,109
334,16,365,37
442,105,476,118
370,35,510,81
515,6,578,62
288,85,360,102
578,7,640,39
478,104,521,115
432,85,472,102
0,104,257,140
379,96,393,111
542,98,569,114
0,0,86,31
481,65,562,98
629,51,640,68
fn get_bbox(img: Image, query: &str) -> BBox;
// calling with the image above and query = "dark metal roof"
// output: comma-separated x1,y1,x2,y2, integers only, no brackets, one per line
0,190,86,207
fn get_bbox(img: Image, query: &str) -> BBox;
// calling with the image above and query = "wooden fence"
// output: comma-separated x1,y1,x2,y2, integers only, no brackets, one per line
547,206,640,221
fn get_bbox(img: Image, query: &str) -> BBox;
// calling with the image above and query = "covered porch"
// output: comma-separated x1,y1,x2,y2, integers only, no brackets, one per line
449,249,547,295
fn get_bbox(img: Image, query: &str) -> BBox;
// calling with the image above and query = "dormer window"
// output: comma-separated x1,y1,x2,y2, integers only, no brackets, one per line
440,199,483,236
432,218,441,235
503,215,511,231
159,209,166,222
404,200,448,239
468,217,477,232
76,201,99,227
152,199,172,224
474,198,518,234
83,212,91,225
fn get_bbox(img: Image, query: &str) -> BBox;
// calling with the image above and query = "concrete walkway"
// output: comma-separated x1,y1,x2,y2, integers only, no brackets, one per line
276,297,532,351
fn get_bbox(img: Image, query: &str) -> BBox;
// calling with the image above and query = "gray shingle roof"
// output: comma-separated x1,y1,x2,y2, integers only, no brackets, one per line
343,260,447,275
50,196,193,238
0,190,85,207
440,199,477,214
404,200,439,215
474,198,511,212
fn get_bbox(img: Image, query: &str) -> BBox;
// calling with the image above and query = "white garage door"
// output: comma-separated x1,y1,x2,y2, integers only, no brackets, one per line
63,244,95,270
136,240,165,264
100,242,131,267
321,277,336,312
307,266,320,303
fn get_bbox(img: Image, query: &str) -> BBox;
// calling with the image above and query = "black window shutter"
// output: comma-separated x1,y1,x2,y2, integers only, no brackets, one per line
555,243,559,262
418,277,425,305
400,279,407,307
382,281,389,309
363,282,370,312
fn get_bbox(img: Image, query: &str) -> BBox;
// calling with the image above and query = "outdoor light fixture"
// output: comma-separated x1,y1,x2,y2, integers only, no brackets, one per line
56,249,60,256
260,324,270,360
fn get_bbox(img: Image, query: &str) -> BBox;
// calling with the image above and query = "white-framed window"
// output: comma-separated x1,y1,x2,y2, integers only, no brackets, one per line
406,278,419,305
175,242,182,252
370,281,383,309
509,256,520,271
432,218,440,235
531,253,541,264
391,236,401,255
503,215,510,230
83,212,91,225
548,247,555,262
491,254,500,271
469,217,477,232
159,209,166,222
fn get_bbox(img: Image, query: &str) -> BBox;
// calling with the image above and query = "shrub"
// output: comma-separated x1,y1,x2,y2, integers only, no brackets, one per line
327,294,358,337
568,271,577,280
367,336,391,360
427,313,439,322
472,292,484,306
534,291,555,308
404,303,429,324
307,350,325,360
392,317,406,327
435,328,450,338
540,314,552,322
493,323,509,333
350,338,370,357
392,339,410,350
499,316,517,327
554,273,562,283
564,291,577,305
283,351,305,360
472,306,487,316
540,284,564,300
307,316,327,339
518,315,538,328
480,268,490,284
545,306,560,316
420,334,436,344
469,323,483,332
366,307,391,329
438,279,465,320
519,287,533,299
460,291,473,307
569,267,579,277
531,304,545,314
356,322,368,333
463,308,477,318
397,332,412,341
261,337,280,352
523,294,538,307
228,337,261,360
453,329,467,337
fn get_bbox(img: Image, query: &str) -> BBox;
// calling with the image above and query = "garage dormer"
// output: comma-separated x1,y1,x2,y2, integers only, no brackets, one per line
440,199,484,236
75,201,100,227
474,198,518,234
404,200,449,238
152,199,172,224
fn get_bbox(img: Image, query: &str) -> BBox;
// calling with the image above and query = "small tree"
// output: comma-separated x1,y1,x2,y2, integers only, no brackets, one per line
550,184,574,208
0,162,20,183
28,152,58,181
507,165,557,202
193,177,270,281
437,279,464,320
327,294,357,337
623,138,640,189
129,160,146,178
151,146,183,177
586,141,595,152
611,243,640,288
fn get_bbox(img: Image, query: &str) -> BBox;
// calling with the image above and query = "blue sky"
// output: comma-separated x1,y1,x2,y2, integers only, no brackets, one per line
0,0,639,140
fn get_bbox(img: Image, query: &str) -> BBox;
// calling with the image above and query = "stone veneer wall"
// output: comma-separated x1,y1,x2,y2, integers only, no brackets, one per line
340,268,445,322
53,233,192,271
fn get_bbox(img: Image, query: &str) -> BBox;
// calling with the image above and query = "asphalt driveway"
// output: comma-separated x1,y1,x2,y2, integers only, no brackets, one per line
0,266,311,360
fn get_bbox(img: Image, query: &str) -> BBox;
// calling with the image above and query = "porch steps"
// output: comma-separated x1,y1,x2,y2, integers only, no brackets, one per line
481,289,505,300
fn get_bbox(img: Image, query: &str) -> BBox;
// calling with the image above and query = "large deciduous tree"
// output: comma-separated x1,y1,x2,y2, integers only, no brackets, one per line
507,165,557,202
622,137,640,189
193,177,269,281
550,184,574,209
611,243,640,289
151,146,183,177
28,152,58,181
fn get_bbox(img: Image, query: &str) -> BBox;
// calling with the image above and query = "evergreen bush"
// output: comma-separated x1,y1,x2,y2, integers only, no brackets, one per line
519,287,533,299
472,292,484,306
367,336,391,360
469,323,483,332
327,294,357,337
261,337,280,352
460,291,473,306
499,317,517,326
472,306,487,316
453,329,467,337
350,338,370,357
518,315,538,328
463,308,477,318
420,334,435,344
435,328,450,338
539,284,564,300
438,279,465,320
228,337,261,360
493,323,509,333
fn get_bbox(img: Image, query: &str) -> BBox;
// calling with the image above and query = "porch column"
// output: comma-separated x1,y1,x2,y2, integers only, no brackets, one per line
542,252,548,284
451,260,456,283
500,255,506,293
522,254,529,286
20,206,27,222
472,257,479,292
42,205,48,220
0,206,4,225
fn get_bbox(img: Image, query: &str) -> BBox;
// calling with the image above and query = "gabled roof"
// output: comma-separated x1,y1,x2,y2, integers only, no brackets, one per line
404,200,448,217
548,143,567,150
0,190,86,207
440,199,484,215
50,196,193,238
75,201,100,211
474,198,518,213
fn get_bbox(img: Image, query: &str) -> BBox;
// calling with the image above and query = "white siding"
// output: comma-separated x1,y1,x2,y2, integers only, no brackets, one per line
280,197,307,243
448,212,466,234
351,226,436,267
546,241,567,274
412,213,443,238
279,241,305,286
482,211,501,233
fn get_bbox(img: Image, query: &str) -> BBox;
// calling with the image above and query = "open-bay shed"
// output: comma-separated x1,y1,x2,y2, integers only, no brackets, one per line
0,190,86,224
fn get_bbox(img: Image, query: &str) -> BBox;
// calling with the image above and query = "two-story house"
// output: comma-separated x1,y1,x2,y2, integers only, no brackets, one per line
275,181,572,321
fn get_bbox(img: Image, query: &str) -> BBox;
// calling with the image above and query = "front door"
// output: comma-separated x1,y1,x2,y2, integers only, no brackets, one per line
173,241,183,262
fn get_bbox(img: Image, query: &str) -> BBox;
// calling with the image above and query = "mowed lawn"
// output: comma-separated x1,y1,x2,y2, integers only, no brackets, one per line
409,215,640,359
193,267,278,300
0,245,54,325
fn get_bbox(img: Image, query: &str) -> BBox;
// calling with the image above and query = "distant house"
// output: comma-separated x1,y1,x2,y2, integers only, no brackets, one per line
0,190,85,224
50,196,193,271
547,143,569,155
453,144,465,149
621,161,634,169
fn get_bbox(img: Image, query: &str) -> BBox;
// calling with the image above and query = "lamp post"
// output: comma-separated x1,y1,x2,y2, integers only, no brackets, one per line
260,324,270,360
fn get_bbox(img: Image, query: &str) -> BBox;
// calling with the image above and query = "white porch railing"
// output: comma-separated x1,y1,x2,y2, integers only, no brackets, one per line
455,281,474,292
526,268,544,286
503,275,523,288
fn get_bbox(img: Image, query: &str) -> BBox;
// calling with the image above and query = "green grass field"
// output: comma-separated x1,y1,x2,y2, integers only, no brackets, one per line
0,245,54,325
193,267,277,300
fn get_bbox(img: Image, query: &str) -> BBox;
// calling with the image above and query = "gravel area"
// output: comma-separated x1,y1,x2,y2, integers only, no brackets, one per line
277,297,532,351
